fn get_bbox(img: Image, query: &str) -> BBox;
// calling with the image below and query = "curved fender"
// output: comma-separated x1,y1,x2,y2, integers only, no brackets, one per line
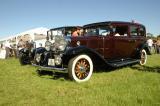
19,48,29,54
65,46,100,56
138,42,150,55
35,47,46,54
63,46,109,66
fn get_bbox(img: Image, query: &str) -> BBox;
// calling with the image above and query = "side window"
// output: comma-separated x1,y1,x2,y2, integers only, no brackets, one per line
139,26,145,36
84,26,111,36
84,28,97,36
113,26,128,37
130,26,138,36
65,31,72,36
98,27,111,36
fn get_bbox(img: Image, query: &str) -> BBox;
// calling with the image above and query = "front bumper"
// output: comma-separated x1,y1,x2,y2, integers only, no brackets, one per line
32,64,67,73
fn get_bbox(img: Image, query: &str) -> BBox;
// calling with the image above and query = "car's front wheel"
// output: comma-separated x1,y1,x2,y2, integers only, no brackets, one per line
68,54,93,82
19,53,30,65
139,49,147,65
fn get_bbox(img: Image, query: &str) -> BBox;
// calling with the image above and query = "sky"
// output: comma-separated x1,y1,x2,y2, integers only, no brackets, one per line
0,0,160,38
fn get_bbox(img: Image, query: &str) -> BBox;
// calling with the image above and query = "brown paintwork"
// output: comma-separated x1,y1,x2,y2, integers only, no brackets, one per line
70,21,146,60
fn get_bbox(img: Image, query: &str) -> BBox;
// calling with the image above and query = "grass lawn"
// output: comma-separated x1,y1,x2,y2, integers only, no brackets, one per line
0,54,160,106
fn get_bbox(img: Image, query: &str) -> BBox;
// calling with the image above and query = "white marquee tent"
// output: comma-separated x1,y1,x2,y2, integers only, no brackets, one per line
0,27,49,46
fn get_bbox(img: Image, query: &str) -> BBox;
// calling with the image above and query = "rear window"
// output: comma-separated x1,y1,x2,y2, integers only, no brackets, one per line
139,26,145,36
130,25,146,37
130,26,138,36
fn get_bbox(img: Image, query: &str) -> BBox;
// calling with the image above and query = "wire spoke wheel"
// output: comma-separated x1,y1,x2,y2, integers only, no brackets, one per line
75,58,90,80
68,54,93,82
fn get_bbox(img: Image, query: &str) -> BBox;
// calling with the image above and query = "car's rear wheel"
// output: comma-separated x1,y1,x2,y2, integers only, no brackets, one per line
139,49,147,65
68,54,93,82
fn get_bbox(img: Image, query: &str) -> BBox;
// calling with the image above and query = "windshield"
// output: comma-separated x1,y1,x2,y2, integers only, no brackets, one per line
47,30,64,40
84,26,111,36
47,27,82,39
52,30,63,36
51,29,73,37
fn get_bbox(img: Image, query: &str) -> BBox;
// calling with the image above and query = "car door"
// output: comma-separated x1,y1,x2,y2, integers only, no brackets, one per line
84,26,108,57
86,25,113,58
71,28,104,56
112,24,135,59
99,28,113,59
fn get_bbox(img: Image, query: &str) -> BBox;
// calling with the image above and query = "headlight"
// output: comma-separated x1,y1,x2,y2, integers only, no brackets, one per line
54,55,62,65
58,45,66,51
24,48,29,53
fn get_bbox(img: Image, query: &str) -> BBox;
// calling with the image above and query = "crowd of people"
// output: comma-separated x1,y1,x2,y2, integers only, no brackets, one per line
0,40,17,59
0,39,36,59
147,37,160,54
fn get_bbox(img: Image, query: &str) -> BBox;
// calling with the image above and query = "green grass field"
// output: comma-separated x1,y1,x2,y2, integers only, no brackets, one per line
0,54,160,106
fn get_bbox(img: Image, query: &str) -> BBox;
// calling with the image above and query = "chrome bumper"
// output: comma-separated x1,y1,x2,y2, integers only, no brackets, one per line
32,64,67,73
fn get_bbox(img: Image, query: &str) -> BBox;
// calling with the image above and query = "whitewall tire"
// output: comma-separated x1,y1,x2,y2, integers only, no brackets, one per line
68,54,93,82
139,49,147,65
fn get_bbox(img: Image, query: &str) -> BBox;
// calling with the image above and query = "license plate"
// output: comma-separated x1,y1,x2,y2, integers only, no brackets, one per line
48,59,55,66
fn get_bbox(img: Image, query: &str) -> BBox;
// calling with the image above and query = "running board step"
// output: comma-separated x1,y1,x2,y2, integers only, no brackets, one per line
108,59,140,67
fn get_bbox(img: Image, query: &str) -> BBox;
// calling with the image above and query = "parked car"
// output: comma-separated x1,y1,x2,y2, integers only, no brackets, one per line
33,26,82,65
18,41,36,65
33,21,149,82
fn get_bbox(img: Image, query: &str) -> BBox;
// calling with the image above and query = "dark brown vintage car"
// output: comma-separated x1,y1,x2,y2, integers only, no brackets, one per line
33,21,149,82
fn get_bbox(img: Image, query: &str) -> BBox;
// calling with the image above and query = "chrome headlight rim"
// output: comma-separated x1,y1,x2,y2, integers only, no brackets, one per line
58,45,66,51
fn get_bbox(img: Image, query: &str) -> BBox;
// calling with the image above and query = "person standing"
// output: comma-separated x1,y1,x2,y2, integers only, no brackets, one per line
5,40,11,58
0,43,6,59
147,38,153,54
17,39,25,57
156,40,160,54
72,28,81,37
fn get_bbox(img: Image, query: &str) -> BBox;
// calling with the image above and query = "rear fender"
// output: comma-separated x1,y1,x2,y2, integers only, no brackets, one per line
139,43,150,55
134,42,150,59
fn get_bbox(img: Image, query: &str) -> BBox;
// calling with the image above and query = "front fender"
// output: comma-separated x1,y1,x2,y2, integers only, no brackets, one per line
35,47,46,54
19,48,29,54
63,46,108,67
19,48,30,65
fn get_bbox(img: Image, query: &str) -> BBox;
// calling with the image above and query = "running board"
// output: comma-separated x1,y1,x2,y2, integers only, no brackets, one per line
107,59,140,67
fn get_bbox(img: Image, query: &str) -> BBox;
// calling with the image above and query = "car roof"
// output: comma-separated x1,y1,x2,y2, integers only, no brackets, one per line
83,21,145,28
50,26,82,30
